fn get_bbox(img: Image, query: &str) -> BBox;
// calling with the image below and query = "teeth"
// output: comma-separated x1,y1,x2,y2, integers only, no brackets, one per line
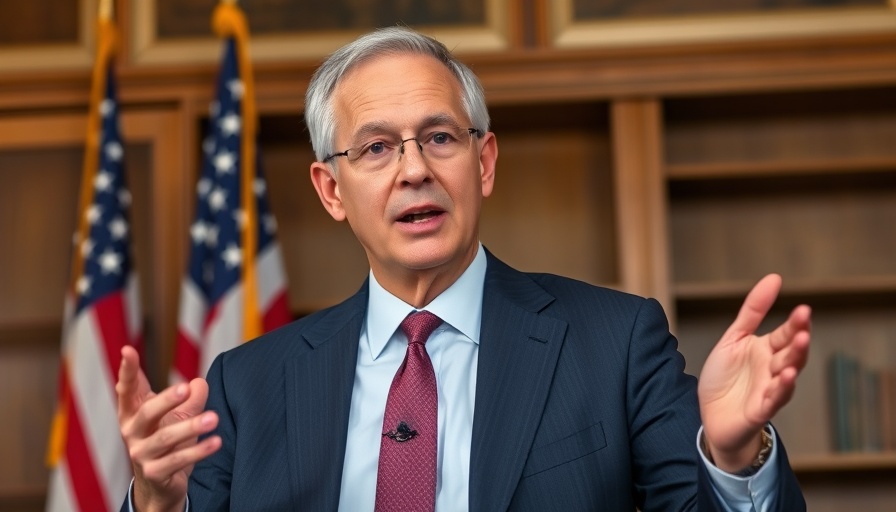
403,211,436,222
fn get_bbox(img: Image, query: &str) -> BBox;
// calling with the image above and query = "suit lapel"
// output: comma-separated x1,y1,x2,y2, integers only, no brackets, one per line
285,288,366,511
469,254,568,511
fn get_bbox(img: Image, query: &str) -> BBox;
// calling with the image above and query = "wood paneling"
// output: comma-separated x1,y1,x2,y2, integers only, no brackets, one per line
0,0,80,45
572,0,883,20
259,115,370,313
0,107,187,505
0,0,94,72
550,0,896,50
0,147,81,325
481,102,618,287
664,88,896,168
611,98,671,307
156,0,487,38
131,0,509,66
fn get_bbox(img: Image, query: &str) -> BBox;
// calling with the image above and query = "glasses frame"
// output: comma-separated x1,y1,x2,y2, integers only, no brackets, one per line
323,127,482,165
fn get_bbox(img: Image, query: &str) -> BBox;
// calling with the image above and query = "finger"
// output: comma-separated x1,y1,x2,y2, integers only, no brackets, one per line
179,378,210,419
770,329,811,375
116,346,151,419
769,304,812,352
725,274,782,340
139,435,222,484
760,367,798,419
131,411,219,464
123,383,192,440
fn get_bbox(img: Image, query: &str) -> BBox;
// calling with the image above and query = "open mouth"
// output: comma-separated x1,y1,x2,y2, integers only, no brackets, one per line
398,210,443,223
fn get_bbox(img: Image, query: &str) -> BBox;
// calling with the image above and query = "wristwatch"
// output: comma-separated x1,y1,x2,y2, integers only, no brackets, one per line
701,426,773,477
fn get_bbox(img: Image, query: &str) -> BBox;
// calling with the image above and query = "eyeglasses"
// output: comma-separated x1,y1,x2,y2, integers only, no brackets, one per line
323,125,481,172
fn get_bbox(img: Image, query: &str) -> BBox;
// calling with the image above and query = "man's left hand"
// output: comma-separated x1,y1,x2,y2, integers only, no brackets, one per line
698,273,811,473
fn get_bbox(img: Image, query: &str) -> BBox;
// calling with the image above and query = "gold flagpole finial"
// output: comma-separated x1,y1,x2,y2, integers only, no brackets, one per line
99,0,113,20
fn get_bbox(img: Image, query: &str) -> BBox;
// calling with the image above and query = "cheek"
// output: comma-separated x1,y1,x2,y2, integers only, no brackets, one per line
341,178,388,219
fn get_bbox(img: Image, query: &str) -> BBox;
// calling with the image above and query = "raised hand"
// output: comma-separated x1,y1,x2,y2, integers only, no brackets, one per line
697,274,811,472
116,346,221,512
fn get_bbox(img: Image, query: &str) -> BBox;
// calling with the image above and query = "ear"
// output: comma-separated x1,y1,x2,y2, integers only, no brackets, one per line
477,131,498,198
310,162,346,221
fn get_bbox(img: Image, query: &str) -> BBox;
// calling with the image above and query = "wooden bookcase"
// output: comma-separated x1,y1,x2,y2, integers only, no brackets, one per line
662,87,896,511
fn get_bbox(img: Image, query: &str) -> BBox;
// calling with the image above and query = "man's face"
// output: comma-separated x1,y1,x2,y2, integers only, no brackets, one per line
310,53,497,289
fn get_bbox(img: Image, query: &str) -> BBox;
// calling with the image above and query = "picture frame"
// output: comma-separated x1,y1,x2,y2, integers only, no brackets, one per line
130,0,511,66
0,0,97,72
549,1,896,49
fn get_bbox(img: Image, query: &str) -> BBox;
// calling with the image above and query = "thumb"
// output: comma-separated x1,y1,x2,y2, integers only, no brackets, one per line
725,273,782,339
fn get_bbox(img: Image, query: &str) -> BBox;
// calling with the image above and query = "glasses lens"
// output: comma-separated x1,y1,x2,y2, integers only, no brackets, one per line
348,125,475,172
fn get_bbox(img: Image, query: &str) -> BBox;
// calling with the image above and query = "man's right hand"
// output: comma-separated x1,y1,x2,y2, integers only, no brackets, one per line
116,346,222,512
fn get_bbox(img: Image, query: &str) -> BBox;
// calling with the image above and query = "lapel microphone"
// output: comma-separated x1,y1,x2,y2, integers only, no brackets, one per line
383,421,418,442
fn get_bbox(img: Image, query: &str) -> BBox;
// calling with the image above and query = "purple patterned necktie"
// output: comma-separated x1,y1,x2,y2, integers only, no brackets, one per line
375,310,442,512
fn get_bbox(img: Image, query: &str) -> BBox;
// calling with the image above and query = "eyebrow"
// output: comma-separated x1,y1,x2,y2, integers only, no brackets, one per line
349,112,465,146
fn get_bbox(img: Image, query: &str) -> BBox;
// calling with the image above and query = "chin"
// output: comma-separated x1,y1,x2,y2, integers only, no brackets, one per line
396,243,459,271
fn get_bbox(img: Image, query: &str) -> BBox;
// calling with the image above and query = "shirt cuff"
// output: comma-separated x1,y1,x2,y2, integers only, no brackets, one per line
127,477,190,512
696,425,780,512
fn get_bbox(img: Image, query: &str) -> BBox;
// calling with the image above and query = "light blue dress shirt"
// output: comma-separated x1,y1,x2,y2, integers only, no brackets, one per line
338,246,486,512
129,244,780,512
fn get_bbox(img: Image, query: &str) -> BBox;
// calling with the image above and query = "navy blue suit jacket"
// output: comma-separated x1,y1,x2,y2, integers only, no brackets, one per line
178,251,804,511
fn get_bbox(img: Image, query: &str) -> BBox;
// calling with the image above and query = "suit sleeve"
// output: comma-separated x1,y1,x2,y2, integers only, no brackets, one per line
625,298,702,510
186,354,234,510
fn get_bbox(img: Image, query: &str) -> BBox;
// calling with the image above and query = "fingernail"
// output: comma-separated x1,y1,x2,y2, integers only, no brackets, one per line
175,384,188,398
201,413,215,427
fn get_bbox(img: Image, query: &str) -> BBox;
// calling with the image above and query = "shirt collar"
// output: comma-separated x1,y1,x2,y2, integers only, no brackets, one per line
366,244,486,359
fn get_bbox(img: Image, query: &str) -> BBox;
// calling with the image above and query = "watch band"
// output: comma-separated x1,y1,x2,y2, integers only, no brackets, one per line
701,426,773,477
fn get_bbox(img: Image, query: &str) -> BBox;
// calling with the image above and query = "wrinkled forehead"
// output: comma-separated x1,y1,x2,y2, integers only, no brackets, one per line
330,52,468,139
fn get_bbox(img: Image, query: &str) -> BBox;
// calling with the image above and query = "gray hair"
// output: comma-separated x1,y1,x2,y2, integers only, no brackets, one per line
304,26,490,164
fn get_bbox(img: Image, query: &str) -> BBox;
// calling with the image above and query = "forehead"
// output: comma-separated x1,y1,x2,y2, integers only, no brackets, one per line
331,53,467,138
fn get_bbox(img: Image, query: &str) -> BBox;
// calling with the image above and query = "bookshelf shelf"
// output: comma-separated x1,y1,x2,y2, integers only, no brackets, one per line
0,321,61,347
792,452,896,473
673,276,896,302
666,156,896,181
0,487,46,511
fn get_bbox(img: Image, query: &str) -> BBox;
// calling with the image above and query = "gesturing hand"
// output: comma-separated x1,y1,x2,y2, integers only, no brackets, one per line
698,274,811,472
116,346,222,512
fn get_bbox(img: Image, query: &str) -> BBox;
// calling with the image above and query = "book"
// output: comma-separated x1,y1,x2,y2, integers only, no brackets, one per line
860,368,882,452
880,368,896,452
827,352,862,452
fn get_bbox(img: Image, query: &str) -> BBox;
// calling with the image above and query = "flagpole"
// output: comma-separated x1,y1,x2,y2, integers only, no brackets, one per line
212,0,262,341
72,0,117,297
48,0,117,468
99,0,113,20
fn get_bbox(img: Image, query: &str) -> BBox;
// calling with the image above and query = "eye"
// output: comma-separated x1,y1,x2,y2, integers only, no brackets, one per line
367,141,387,155
431,132,452,145
354,140,395,161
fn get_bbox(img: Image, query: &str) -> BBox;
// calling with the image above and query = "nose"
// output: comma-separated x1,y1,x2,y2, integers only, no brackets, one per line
396,137,431,186
398,137,423,158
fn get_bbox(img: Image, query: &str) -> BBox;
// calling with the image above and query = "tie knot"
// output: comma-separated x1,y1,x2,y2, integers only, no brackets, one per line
400,310,443,346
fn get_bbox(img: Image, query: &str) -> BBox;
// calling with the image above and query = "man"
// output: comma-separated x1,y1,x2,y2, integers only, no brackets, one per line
118,27,811,511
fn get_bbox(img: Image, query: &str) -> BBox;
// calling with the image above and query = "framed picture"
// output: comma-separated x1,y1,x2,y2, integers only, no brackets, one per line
0,0,97,72
549,0,896,48
130,0,511,66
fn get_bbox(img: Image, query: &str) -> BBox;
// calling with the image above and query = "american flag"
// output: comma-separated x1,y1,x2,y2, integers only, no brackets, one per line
45,14,141,512
171,5,291,384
